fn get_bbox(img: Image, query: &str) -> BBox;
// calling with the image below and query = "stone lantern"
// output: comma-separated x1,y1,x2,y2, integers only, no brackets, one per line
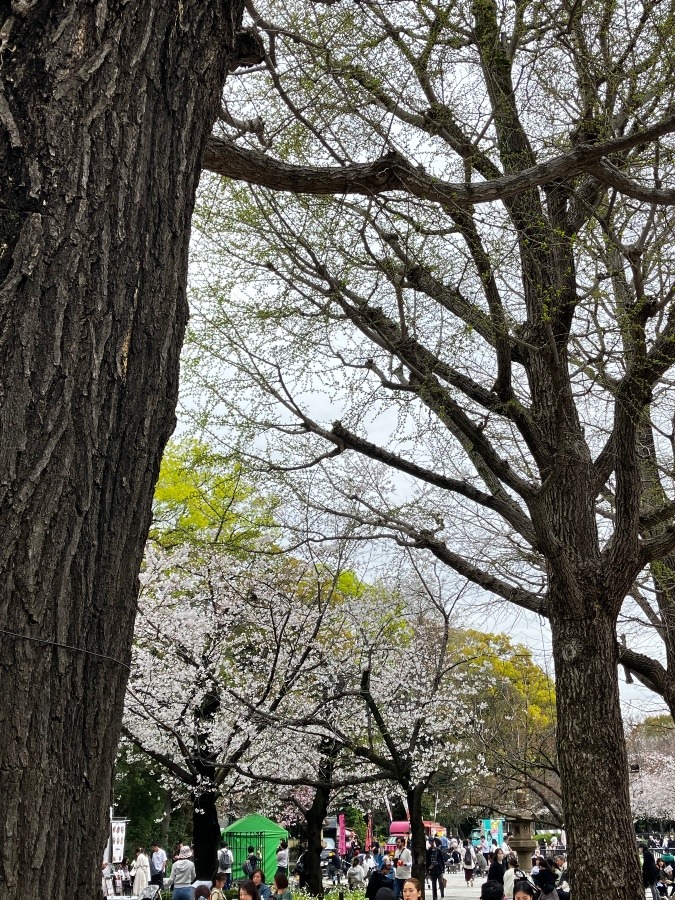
503,796,537,872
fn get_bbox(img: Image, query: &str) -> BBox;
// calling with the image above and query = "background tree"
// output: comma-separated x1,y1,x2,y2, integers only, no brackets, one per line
627,715,675,824
185,1,675,895
124,541,347,877
151,437,278,550
113,749,192,858
0,4,247,898
456,632,561,824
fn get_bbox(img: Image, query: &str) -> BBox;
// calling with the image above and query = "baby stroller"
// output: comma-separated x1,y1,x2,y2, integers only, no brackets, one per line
139,887,162,900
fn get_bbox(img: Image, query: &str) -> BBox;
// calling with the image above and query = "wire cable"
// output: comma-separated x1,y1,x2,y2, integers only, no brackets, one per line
0,626,131,670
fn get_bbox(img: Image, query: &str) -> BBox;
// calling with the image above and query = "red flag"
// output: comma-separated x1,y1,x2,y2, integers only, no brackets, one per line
338,812,347,856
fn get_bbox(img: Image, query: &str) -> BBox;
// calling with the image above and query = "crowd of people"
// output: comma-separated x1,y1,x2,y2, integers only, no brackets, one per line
103,828,675,899
320,830,569,900
103,839,293,899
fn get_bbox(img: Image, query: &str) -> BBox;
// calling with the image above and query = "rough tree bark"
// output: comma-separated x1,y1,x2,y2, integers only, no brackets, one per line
0,2,243,897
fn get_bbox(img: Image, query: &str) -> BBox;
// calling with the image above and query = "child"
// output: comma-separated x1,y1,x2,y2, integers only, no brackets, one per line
212,871,228,900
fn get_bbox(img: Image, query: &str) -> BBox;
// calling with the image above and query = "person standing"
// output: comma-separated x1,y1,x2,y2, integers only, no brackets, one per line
244,846,263,878
503,855,520,898
644,844,662,900
252,868,272,900
150,842,168,887
276,840,289,876
486,848,505,885
132,847,150,896
168,846,196,900
218,842,234,889
367,860,395,899
393,838,412,900
347,856,366,889
272,872,293,900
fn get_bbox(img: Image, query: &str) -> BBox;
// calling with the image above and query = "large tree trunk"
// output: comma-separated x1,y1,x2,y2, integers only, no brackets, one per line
0,3,242,898
550,599,642,900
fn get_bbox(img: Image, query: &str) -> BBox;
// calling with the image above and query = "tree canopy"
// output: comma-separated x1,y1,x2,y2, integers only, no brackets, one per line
182,1,675,895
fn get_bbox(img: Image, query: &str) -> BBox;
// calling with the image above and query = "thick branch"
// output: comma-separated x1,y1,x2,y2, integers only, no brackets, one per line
617,644,667,696
203,112,675,207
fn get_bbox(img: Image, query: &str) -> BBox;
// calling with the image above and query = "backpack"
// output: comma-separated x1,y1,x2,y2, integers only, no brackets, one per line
243,855,259,876
219,848,233,869
464,847,473,866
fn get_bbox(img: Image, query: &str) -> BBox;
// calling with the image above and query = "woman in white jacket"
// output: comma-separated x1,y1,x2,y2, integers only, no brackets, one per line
168,845,197,900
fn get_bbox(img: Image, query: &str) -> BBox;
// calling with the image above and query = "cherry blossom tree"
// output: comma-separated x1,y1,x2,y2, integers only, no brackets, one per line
125,536,483,887
123,543,344,877
627,716,675,822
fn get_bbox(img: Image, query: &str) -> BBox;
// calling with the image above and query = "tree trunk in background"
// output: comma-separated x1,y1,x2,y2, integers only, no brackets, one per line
192,788,221,880
302,748,337,896
408,784,427,890
550,598,642,900
0,3,242,898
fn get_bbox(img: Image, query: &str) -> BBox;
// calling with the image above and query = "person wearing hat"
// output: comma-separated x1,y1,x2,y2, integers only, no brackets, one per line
168,845,196,900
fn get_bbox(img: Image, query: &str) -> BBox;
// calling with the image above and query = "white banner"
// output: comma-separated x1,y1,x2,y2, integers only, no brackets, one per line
111,819,126,864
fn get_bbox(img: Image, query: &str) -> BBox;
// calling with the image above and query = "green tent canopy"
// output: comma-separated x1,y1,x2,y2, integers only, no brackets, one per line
223,814,289,883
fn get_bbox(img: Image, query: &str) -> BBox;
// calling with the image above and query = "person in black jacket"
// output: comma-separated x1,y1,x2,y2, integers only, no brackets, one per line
486,848,505,885
366,862,395,900
532,857,558,897
644,844,661,900
426,838,446,900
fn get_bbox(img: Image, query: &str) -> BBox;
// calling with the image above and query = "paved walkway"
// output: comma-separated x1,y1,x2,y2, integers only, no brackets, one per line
417,870,654,899
323,870,654,900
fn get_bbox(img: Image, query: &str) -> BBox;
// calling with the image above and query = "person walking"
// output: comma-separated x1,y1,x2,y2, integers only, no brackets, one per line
426,837,445,900
211,871,228,900
462,840,476,888
393,837,412,900
218,843,234,889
